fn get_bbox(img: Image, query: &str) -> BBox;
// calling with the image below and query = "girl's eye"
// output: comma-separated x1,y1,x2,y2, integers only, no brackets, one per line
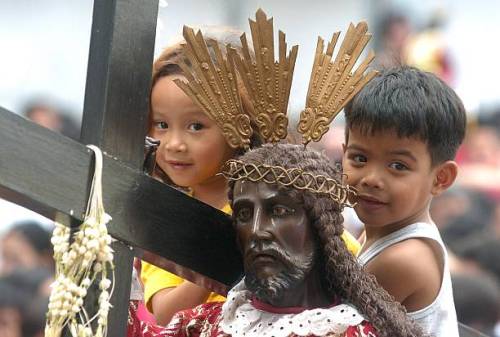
236,207,252,222
389,162,408,171
272,205,294,217
154,121,168,130
351,154,367,163
188,122,204,131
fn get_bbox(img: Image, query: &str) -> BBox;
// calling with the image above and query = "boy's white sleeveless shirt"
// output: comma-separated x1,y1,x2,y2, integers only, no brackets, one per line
358,222,459,337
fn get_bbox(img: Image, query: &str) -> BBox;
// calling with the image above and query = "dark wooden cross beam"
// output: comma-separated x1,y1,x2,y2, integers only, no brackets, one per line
0,0,242,335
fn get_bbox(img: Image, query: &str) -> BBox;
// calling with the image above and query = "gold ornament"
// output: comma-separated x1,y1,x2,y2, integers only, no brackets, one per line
229,9,298,143
298,22,378,145
174,25,253,149
177,9,377,207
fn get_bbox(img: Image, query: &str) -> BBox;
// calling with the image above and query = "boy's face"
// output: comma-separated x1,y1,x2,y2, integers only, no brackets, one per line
342,127,438,232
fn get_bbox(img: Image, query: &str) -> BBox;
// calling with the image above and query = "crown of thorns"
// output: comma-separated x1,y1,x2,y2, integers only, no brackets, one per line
222,159,358,208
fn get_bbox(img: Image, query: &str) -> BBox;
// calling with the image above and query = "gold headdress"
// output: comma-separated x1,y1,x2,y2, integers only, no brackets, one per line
229,9,298,143
174,26,253,149
298,22,377,145
177,9,377,207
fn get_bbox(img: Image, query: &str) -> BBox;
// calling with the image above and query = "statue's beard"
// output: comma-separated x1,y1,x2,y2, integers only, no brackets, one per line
244,243,315,306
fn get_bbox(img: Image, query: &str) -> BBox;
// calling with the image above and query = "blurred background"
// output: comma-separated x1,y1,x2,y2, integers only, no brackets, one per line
1,0,499,336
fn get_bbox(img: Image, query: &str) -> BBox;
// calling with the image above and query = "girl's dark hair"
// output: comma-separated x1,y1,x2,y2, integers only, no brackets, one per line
344,65,466,166
8,221,52,255
152,26,246,86
228,143,424,337
2,267,53,296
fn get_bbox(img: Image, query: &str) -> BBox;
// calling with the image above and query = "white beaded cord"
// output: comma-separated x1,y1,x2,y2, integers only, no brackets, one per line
45,145,115,337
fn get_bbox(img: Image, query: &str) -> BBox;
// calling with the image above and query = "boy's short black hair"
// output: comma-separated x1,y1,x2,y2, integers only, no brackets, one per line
344,66,466,165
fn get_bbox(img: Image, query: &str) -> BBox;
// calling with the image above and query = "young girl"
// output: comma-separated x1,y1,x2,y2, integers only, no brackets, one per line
140,27,260,325
139,26,362,326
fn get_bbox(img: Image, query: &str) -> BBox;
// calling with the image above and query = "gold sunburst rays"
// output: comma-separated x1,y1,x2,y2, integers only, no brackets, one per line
169,9,378,209
229,8,298,143
297,21,378,145
174,25,252,149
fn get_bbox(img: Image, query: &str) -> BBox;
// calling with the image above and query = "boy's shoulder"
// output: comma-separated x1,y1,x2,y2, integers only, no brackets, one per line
365,237,442,307
370,237,441,271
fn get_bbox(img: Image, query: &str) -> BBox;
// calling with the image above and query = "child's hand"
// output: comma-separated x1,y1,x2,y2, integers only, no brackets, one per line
144,136,160,175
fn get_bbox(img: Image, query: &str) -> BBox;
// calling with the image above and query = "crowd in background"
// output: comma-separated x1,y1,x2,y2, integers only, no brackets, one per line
0,102,79,337
1,5,499,337
0,221,53,337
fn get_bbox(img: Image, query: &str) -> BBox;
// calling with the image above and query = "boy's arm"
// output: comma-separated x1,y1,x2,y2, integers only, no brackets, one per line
364,238,442,312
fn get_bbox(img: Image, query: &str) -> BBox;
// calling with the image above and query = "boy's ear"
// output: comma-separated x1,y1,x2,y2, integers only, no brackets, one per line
431,161,458,196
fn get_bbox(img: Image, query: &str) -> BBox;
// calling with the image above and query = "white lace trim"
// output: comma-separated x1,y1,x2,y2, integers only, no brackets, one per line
219,280,365,337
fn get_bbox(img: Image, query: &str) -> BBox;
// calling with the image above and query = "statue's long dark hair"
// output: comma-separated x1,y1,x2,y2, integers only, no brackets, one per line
228,143,425,337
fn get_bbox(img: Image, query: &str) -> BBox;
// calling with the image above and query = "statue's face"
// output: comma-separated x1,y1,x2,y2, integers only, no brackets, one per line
232,180,317,305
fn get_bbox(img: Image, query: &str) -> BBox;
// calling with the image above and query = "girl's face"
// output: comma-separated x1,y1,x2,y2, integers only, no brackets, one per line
0,231,41,274
0,308,22,337
150,75,235,189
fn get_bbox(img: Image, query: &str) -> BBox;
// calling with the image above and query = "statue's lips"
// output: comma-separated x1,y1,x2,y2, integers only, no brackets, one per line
252,254,276,263
246,250,280,265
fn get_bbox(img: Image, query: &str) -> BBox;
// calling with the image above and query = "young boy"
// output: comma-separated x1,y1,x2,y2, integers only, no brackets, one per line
342,66,466,337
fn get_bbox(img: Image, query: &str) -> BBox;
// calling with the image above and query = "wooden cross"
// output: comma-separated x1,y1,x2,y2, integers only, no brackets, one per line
0,0,242,335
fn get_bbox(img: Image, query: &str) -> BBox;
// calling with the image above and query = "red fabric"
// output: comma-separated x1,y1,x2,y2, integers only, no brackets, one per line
345,322,377,337
137,301,156,324
127,300,223,337
127,300,377,337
